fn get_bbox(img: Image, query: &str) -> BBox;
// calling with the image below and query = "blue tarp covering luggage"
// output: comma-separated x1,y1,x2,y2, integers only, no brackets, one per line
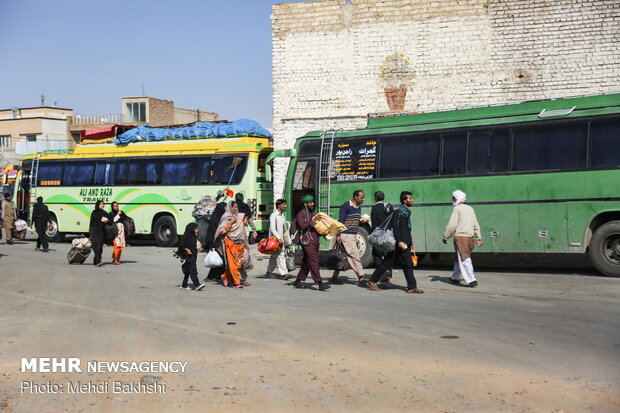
114,118,271,146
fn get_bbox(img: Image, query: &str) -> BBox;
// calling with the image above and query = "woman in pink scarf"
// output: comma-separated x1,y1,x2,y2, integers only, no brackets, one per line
215,201,251,288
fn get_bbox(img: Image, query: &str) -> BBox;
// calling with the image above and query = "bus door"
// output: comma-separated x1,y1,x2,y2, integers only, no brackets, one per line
14,170,31,221
290,158,317,216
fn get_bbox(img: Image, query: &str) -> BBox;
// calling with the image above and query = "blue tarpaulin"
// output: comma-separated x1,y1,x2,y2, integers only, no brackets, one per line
114,119,271,146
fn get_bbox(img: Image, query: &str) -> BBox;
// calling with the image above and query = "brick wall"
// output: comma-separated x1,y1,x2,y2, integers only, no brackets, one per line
271,0,620,196
148,98,175,126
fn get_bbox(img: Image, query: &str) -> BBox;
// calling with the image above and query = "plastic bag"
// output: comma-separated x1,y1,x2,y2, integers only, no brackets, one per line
204,250,224,268
285,251,296,271
15,219,28,231
258,236,281,254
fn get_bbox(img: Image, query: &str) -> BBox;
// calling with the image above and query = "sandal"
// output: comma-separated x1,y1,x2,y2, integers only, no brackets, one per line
406,288,424,294
242,280,252,286
233,285,243,289
367,282,382,291
357,277,367,285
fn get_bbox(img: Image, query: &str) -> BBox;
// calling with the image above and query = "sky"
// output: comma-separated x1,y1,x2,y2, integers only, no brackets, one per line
0,0,312,129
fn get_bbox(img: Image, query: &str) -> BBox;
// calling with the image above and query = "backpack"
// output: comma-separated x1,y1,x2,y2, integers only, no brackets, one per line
288,219,301,245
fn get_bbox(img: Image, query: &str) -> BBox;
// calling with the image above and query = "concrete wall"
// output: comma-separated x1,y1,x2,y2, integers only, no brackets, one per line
271,0,620,196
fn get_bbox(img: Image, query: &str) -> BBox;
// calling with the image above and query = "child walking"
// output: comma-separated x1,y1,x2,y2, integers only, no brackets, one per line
178,223,205,291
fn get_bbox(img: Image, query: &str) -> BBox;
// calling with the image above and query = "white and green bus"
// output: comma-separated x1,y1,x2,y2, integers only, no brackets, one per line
14,136,274,246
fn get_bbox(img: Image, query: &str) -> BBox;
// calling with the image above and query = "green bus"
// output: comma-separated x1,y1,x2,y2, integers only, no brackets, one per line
270,93,620,276
14,136,273,246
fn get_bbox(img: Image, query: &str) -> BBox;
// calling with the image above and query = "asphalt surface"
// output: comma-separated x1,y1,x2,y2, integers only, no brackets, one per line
0,234,619,412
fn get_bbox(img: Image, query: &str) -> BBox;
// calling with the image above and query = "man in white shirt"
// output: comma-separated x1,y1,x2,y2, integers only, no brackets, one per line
442,189,483,287
265,199,292,279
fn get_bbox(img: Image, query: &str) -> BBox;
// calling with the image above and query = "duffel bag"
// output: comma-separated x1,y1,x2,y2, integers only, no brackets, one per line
368,213,396,253
325,243,350,271
257,236,281,254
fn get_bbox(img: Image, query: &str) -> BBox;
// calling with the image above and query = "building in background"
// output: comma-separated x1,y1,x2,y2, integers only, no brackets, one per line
0,106,73,167
67,96,219,144
270,0,620,196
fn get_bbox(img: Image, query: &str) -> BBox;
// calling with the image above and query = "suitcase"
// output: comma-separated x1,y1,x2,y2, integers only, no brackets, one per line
67,247,91,264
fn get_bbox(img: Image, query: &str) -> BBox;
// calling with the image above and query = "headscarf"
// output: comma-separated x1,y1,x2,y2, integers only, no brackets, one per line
452,190,466,206
215,201,246,242
94,200,105,211
301,194,314,204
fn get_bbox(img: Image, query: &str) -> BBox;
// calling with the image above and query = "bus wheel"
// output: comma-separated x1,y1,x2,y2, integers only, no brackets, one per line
153,216,178,247
589,220,620,277
45,215,64,242
356,227,374,268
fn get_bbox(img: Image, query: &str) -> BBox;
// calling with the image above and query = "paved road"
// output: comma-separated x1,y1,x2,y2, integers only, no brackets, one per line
0,235,619,413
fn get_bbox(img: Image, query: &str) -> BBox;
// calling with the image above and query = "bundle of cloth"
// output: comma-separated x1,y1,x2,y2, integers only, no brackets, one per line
313,212,347,237
72,237,92,249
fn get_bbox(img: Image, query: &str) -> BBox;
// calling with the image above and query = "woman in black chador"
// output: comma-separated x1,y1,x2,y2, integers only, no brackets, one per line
89,200,111,267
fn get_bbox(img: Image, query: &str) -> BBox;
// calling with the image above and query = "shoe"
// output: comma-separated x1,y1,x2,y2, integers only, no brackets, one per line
222,279,229,287
357,276,367,285
318,282,331,291
242,280,252,286
264,272,273,279
406,288,424,294
293,281,307,289
205,278,217,283
35,248,41,251
467,281,478,288
42,249,49,253
195,284,206,291
449,278,460,285
329,277,344,285
95,262,104,267
7,240,13,245
233,285,243,289
179,286,191,290
367,282,382,291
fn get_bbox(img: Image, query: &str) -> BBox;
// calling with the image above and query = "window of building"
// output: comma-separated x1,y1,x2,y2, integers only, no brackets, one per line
0,135,11,148
513,122,587,171
590,118,620,168
162,158,198,185
64,162,95,186
24,134,37,142
125,102,146,123
467,129,510,174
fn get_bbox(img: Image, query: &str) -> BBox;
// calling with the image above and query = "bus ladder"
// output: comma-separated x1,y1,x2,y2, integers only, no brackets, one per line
318,130,337,216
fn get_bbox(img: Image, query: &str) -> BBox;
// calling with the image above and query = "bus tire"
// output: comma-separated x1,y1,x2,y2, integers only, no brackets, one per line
45,214,65,242
153,216,178,247
589,220,620,277
356,227,374,268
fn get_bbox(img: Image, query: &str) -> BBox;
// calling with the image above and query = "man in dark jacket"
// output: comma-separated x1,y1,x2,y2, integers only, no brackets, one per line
32,196,51,252
370,191,394,282
367,191,423,294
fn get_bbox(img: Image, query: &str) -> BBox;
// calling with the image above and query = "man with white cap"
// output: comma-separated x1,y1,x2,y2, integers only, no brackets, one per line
442,190,483,287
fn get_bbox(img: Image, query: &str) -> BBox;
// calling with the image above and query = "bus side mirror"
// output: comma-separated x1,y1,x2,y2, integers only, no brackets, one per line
265,164,272,182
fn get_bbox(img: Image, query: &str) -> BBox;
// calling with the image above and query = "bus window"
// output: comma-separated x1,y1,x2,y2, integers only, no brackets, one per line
128,158,162,185
380,134,439,178
210,156,246,185
197,158,213,184
513,122,587,171
162,158,198,185
115,160,128,185
94,162,116,186
38,162,63,186
441,133,467,175
64,162,95,186
590,119,620,168
467,129,510,174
